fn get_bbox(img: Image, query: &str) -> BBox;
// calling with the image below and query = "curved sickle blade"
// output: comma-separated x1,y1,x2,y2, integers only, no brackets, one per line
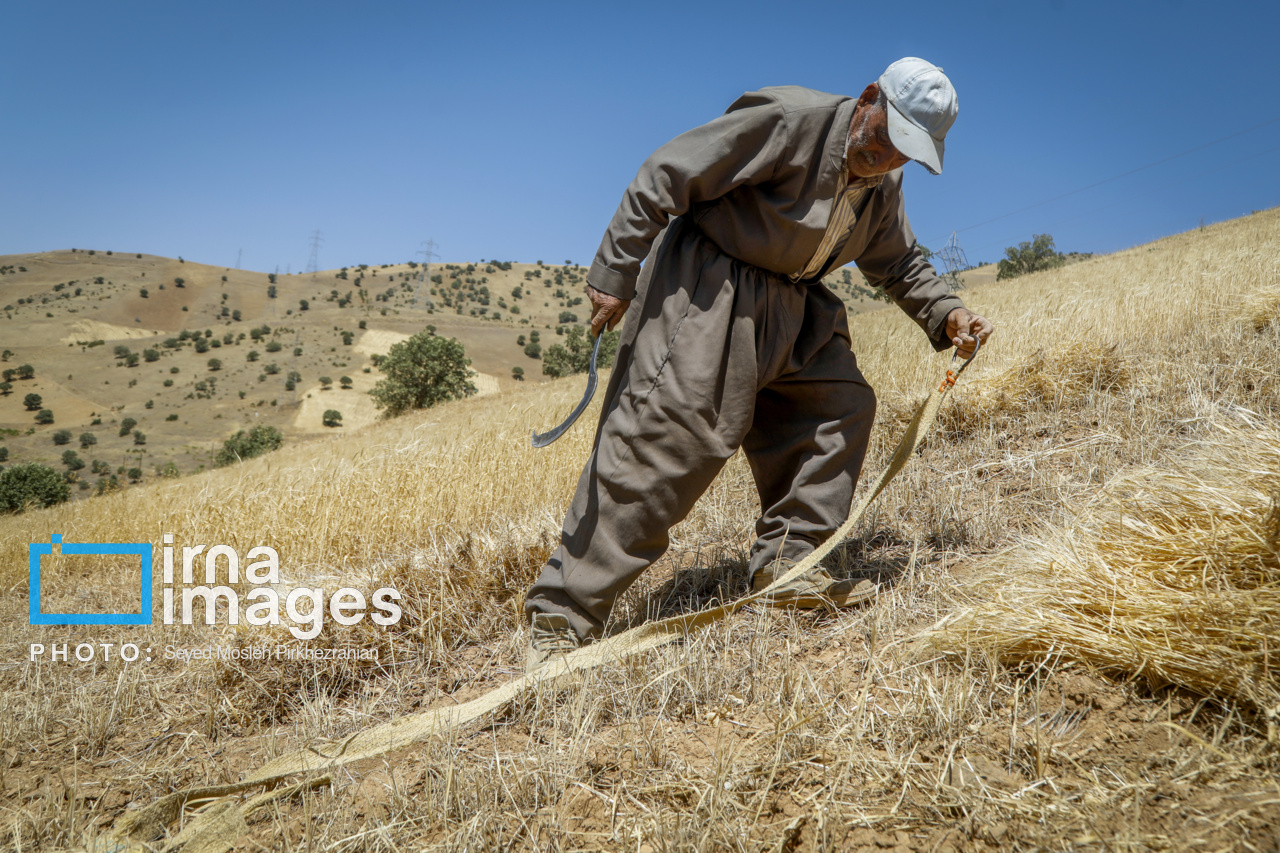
531,332,604,448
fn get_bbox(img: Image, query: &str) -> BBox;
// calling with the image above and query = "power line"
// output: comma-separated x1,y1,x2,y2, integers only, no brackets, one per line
926,114,1280,246
963,141,1280,258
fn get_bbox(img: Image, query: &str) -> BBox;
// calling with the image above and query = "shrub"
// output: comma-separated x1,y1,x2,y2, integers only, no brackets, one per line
370,330,476,417
23,393,42,411
61,450,84,470
247,350,259,362
119,417,137,436
133,430,146,445
339,376,352,389
542,326,620,379
166,413,178,421
214,425,284,466
143,348,160,362
35,409,54,425
523,342,542,359
322,409,343,427
265,340,283,353
0,463,70,512
79,432,97,448
996,233,1066,281
52,430,72,446
512,366,525,381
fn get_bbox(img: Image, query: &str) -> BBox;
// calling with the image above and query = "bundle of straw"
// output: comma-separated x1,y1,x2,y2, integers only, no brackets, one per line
929,427,1280,711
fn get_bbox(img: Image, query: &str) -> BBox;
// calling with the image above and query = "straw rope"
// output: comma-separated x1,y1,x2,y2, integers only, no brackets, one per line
101,349,977,853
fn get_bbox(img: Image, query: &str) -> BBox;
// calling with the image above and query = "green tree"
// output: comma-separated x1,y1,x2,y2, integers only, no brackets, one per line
512,366,525,381
23,392,42,411
523,342,541,359
339,375,352,389
0,446,7,462
35,409,54,425
542,327,620,379
61,450,85,471
319,376,333,389
208,358,222,371
996,233,1066,281
0,463,70,512
133,430,146,446
143,348,160,362
215,425,284,466
52,430,72,446
322,409,343,427
119,417,137,436
79,432,98,449
0,381,11,396
16,364,34,380
370,329,476,417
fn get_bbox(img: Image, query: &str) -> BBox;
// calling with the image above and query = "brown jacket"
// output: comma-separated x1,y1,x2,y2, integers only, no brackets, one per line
587,85,964,350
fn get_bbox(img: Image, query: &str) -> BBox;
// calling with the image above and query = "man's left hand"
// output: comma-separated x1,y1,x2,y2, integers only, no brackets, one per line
945,307,993,358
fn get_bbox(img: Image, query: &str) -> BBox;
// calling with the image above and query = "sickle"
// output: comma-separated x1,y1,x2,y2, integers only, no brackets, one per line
530,332,604,448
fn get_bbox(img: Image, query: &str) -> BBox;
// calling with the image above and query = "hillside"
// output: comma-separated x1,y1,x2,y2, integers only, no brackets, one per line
0,250,893,489
3,207,1279,851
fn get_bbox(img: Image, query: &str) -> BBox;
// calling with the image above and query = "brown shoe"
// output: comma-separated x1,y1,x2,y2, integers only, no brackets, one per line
526,612,582,672
750,560,877,609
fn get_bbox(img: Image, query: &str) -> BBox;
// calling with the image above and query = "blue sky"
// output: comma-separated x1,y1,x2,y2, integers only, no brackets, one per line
4,1,1278,273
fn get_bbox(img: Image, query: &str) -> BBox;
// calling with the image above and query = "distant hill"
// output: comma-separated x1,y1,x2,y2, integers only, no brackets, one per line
0,248,912,490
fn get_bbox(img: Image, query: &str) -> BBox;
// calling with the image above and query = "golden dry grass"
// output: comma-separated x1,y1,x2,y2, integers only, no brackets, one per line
4,207,1280,851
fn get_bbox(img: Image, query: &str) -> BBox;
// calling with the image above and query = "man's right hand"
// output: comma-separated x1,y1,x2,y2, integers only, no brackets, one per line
587,284,630,336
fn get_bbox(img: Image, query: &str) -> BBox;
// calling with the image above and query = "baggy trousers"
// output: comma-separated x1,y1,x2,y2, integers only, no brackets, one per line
525,217,876,639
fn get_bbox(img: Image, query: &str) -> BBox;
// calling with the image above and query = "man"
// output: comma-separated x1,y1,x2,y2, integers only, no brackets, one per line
524,58,993,669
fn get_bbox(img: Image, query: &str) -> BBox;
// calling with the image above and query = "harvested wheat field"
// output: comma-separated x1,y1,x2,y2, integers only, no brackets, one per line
4,208,1280,851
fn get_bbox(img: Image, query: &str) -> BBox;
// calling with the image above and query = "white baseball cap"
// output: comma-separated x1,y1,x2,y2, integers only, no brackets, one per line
878,57,958,175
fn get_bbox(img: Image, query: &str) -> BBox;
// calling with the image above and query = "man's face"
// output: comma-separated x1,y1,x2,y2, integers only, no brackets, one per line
847,100,911,178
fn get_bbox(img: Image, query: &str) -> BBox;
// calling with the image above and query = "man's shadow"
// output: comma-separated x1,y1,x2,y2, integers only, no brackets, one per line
608,528,921,636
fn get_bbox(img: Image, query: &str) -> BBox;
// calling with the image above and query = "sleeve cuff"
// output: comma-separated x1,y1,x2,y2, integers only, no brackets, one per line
927,297,967,352
587,261,635,301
